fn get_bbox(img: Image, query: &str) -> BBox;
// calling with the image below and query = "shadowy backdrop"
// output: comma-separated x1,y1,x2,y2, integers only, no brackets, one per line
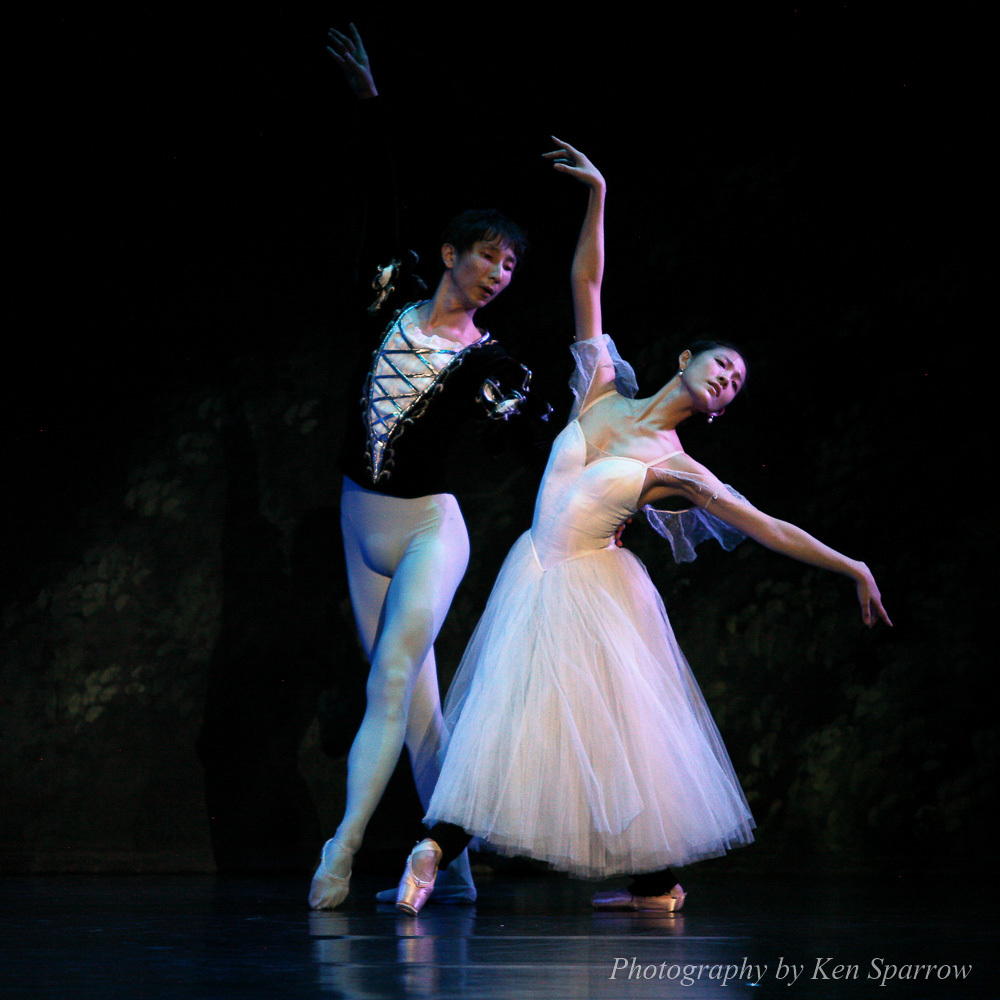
3,5,992,876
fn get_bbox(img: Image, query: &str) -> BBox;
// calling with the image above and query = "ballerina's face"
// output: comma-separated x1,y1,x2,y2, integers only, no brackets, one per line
680,347,746,415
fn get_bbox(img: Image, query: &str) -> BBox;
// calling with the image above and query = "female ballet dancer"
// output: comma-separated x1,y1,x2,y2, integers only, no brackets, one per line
391,139,891,915
309,26,548,909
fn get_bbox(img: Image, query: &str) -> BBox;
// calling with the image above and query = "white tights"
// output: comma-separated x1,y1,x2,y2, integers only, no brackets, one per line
333,476,470,854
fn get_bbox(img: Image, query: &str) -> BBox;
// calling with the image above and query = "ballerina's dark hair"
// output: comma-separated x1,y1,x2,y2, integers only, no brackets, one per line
441,209,529,267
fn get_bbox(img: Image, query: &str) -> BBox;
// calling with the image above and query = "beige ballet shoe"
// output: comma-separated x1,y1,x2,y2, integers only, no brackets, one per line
395,838,442,916
308,838,354,910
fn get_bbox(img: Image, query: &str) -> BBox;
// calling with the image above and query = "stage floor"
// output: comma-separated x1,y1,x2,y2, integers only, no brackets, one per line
4,870,995,998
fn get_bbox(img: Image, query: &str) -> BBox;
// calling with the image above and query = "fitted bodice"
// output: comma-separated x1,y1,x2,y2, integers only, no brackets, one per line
529,420,680,571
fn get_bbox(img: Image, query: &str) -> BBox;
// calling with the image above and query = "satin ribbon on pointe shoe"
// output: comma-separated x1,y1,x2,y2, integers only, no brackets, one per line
395,838,442,916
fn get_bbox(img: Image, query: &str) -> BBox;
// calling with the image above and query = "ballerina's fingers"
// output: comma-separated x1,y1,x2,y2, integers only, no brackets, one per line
544,136,605,189
857,576,892,628
550,135,584,158
542,149,574,167
543,136,581,164
871,595,893,628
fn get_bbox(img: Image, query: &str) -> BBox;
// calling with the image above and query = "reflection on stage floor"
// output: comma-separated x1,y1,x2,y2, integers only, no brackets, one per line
4,869,995,998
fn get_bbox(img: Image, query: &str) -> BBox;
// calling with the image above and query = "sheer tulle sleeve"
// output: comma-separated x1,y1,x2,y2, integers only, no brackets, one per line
642,474,751,563
569,335,639,418
569,336,748,563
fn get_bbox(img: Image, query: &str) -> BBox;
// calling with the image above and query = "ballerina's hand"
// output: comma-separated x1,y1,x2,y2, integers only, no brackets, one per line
326,23,377,99
855,564,892,628
543,136,605,191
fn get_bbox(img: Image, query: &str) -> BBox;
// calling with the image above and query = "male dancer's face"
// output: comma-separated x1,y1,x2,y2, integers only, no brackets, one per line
444,239,517,308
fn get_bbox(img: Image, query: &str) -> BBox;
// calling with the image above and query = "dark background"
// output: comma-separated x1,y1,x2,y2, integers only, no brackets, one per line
3,5,992,876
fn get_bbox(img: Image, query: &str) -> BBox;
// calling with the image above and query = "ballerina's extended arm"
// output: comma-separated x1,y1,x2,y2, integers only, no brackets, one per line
545,137,619,406
547,138,632,546
648,456,892,628
544,137,606,343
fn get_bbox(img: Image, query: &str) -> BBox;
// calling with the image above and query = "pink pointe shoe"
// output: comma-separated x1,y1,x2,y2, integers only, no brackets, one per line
308,838,354,910
395,838,443,916
591,883,686,913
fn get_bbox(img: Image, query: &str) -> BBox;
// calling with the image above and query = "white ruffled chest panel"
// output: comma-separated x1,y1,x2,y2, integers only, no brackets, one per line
365,303,486,479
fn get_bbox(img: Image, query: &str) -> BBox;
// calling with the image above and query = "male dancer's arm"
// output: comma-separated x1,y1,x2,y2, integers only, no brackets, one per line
327,24,422,311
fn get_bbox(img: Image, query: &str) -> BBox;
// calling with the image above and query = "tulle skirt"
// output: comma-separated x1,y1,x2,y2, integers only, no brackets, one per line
425,532,755,878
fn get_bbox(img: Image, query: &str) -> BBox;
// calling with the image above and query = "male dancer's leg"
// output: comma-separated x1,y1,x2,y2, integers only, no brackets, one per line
310,485,469,908
337,487,468,850
339,513,445,812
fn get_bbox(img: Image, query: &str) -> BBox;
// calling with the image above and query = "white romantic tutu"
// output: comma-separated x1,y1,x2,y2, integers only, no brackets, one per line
426,532,755,878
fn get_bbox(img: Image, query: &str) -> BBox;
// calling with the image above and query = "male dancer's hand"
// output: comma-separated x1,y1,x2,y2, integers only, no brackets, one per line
327,23,377,99
614,517,631,548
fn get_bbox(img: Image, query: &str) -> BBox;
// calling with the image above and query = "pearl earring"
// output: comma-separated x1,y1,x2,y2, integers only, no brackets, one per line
706,413,716,424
